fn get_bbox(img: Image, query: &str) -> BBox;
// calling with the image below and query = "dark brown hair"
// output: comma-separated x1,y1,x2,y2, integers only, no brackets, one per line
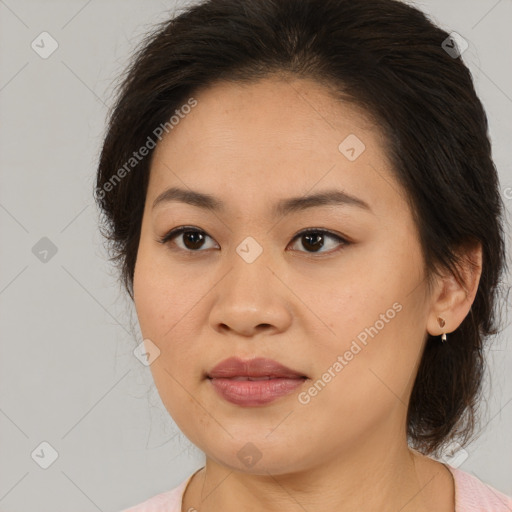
95,0,509,457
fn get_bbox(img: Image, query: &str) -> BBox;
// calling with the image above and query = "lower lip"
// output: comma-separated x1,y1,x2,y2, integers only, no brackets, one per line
208,377,306,406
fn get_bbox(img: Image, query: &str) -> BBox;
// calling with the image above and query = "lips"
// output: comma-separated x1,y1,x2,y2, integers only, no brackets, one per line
207,357,307,380
207,357,307,406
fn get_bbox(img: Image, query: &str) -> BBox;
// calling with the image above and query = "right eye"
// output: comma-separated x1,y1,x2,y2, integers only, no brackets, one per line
158,226,219,252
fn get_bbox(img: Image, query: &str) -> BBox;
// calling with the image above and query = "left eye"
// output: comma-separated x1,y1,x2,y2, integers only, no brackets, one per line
158,227,349,254
288,229,349,254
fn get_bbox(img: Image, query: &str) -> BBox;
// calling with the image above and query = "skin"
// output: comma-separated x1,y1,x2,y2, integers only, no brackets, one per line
132,76,482,512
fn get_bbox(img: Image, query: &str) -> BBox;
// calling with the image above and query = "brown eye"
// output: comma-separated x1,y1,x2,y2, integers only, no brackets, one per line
181,230,206,250
159,227,218,251
289,229,349,254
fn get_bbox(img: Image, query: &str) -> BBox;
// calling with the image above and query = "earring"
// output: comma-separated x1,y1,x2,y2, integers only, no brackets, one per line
438,317,447,343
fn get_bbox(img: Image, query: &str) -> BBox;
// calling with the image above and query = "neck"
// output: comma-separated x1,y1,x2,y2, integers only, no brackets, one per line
182,428,454,512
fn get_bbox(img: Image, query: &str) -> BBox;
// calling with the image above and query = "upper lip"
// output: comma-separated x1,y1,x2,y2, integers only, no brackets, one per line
207,357,307,379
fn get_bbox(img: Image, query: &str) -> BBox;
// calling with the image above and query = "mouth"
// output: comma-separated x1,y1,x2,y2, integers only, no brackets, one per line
207,376,307,406
218,376,306,381
206,357,308,406
207,356,307,380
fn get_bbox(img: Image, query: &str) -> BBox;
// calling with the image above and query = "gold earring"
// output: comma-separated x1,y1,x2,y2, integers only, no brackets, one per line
438,317,447,343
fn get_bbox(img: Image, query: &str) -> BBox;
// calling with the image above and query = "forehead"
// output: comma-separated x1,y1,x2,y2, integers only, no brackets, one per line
160,76,380,149
148,76,406,217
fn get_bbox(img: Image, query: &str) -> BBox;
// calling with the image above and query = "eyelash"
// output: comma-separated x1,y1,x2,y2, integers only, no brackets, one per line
157,226,351,255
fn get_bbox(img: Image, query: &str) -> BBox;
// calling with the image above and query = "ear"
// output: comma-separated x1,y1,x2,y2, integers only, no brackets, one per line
426,240,483,337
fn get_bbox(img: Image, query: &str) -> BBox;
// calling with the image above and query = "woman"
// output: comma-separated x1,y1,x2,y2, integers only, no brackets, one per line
95,0,511,510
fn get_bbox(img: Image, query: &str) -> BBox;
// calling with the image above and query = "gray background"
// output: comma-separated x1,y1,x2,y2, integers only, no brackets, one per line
0,0,511,510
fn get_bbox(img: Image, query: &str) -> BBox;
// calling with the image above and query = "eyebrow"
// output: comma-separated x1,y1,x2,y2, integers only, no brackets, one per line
152,186,372,216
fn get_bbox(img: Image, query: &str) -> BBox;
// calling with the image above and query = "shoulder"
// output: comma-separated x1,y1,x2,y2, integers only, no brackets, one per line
448,465,512,511
118,471,196,512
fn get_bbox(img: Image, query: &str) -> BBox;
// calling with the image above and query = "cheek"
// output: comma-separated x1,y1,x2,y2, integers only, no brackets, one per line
133,255,208,426
306,251,426,404
133,244,192,340
324,303,426,424
299,309,424,448
133,259,165,340
133,248,210,377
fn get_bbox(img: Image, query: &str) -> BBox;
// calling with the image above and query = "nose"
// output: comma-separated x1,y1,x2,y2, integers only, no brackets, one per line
208,249,293,338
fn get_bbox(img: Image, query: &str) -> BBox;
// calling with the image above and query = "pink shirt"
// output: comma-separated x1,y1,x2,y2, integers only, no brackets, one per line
120,464,512,512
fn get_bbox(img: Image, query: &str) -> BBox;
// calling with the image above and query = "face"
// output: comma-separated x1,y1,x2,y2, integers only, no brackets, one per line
133,76,433,475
